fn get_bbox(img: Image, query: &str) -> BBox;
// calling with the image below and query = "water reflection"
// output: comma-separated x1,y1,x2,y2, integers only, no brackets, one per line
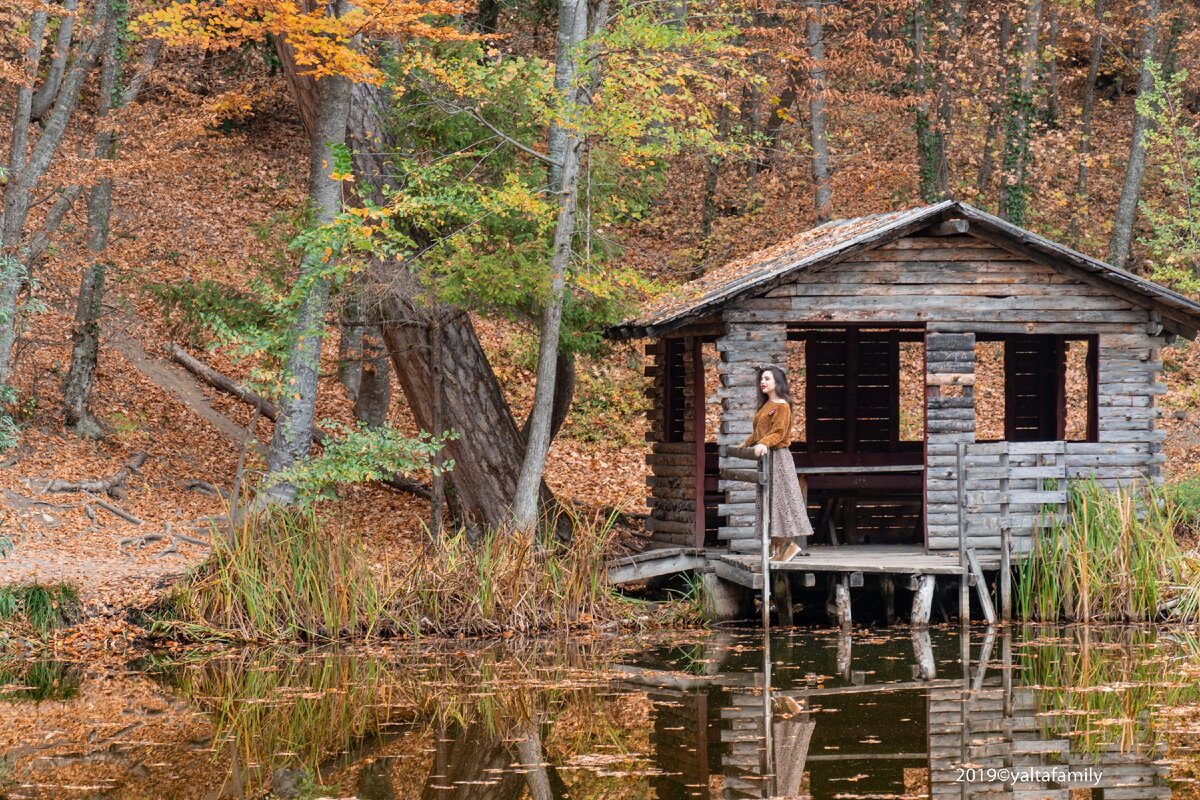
0,627,1196,798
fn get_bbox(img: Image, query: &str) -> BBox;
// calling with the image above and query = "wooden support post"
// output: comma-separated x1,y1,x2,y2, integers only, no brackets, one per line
999,444,1011,622
912,574,935,627
835,575,851,630
956,442,970,623
966,548,996,625
881,575,896,625
1000,526,1012,622
761,630,774,800
772,572,793,626
759,451,771,629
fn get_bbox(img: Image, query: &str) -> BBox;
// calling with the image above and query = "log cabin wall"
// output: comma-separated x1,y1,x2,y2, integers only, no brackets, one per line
710,234,1166,557
644,336,699,547
714,320,788,552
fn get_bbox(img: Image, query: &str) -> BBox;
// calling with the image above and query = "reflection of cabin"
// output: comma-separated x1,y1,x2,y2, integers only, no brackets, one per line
623,631,1172,800
607,201,1200,603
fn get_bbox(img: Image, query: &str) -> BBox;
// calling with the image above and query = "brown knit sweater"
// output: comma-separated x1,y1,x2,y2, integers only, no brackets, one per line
742,401,793,449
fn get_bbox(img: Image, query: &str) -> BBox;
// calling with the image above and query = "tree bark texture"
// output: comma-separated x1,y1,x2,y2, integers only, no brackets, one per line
1107,0,1161,269
272,23,566,532
0,0,109,388
977,9,1012,196
996,0,1042,225
30,0,80,122
263,31,354,503
509,0,589,531
1067,0,1104,245
63,0,127,438
806,0,833,222
337,298,364,401
353,325,392,428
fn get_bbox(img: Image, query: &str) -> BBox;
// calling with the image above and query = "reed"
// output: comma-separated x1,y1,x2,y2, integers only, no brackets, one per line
391,508,647,637
157,506,392,642
1016,478,1199,622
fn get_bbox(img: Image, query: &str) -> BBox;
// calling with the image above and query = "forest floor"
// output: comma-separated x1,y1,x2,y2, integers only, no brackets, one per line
5,56,1200,638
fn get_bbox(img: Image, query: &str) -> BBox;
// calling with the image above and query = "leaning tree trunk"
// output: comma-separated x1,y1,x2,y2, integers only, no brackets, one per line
262,27,354,503
1107,0,1161,270
806,0,833,223
271,44,568,533
510,0,590,531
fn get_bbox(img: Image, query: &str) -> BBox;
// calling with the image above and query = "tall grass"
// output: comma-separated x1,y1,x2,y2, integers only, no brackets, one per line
392,509,646,637
154,505,673,642
1017,478,1200,622
0,583,80,636
157,506,391,642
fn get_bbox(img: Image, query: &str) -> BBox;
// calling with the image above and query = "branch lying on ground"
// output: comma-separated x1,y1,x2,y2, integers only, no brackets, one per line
86,493,145,525
119,522,210,554
45,453,147,499
170,344,432,500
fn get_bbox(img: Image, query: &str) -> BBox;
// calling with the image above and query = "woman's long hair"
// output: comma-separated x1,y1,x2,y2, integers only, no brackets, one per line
756,365,793,410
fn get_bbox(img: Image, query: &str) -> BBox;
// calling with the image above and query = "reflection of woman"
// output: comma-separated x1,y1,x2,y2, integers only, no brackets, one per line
772,695,815,798
742,366,813,562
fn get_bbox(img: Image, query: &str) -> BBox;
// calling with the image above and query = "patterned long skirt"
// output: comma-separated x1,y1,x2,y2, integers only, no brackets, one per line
770,448,814,543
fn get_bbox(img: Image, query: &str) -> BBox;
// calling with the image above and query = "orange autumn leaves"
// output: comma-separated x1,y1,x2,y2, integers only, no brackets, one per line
137,0,473,84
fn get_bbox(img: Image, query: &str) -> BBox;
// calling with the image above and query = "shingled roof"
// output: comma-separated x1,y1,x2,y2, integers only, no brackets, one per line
607,200,1200,340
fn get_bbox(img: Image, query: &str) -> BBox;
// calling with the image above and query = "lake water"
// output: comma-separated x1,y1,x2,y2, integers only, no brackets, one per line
1,626,1198,799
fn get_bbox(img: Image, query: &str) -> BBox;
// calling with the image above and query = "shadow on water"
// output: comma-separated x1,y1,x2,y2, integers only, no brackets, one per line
0,627,1198,798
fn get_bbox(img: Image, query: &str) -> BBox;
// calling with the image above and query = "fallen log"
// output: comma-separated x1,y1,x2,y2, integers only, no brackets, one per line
170,344,431,500
46,453,147,499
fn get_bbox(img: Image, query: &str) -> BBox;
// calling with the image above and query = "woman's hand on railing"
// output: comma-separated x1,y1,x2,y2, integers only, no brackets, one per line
752,443,769,458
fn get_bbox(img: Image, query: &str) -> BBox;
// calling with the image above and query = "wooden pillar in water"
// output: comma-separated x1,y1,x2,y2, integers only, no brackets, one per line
773,573,793,626
912,574,935,627
881,575,896,625
835,575,851,629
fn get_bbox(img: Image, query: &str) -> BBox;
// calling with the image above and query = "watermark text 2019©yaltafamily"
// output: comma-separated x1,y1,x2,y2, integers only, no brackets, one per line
954,767,1103,786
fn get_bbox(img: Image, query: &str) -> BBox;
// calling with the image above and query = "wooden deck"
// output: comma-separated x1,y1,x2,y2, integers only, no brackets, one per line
712,544,992,591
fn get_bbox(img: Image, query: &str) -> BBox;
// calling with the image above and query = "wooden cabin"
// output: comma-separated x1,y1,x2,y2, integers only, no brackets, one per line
607,201,1200,606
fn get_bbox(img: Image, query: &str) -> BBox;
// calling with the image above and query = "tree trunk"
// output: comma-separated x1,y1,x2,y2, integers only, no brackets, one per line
337,301,364,401
63,0,142,438
0,0,108,388
1067,0,1103,245
263,15,354,503
806,0,833,222
762,63,802,173
1042,6,1061,127
30,0,80,122
699,100,731,244
930,0,964,199
353,324,391,428
977,9,1012,197
1107,0,1161,270
510,0,589,531
271,34,566,533
996,0,1042,225
913,0,938,203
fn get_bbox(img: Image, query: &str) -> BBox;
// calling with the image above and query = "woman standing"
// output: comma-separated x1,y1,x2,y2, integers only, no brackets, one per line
743,366,813,562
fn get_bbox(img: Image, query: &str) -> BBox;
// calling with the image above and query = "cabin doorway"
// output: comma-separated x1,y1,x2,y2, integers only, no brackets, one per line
787,326,926,547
